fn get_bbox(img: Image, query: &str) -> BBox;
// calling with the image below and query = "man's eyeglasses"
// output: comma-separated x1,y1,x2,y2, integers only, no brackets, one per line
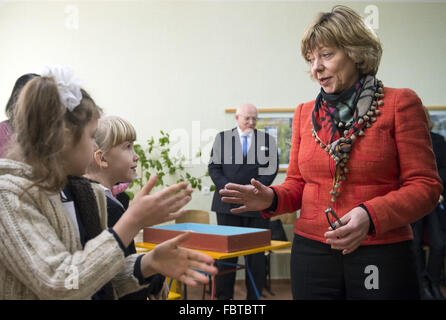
325,205,344,230
240,115,258,122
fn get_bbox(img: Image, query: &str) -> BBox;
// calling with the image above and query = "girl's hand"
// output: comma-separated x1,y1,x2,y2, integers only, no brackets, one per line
219,178,274,214
324,206,370,255
113,175,192,247
130,175,192,228
142,233,218,287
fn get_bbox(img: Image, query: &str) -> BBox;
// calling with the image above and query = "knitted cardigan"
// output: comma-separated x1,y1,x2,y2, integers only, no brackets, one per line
0,159,148,299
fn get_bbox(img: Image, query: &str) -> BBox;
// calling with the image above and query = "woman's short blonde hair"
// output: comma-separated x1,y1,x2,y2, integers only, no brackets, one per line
301,5,383,76
94,115,137,153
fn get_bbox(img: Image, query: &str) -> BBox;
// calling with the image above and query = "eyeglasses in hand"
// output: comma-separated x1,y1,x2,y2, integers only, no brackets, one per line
325,204,344,230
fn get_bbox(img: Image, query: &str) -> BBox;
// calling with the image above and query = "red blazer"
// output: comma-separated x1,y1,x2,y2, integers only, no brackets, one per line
262,87,443,245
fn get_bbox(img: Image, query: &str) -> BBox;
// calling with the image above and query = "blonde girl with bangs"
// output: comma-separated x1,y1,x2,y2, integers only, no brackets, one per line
85,115,167,300
86,115,139,202
0,66,217,300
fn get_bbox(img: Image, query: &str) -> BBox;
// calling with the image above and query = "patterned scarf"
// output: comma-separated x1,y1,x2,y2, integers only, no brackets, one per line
312,75,377,149
311,75,383,205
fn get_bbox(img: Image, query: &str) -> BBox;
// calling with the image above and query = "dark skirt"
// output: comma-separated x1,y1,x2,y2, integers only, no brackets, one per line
290,233,420,300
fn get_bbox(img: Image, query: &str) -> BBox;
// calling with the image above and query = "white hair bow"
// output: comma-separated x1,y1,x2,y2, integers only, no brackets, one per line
40,65,82,112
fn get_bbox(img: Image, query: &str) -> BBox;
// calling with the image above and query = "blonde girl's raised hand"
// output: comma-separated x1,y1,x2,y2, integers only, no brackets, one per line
130,175,192,226
141,232,218,287
113,175,192,247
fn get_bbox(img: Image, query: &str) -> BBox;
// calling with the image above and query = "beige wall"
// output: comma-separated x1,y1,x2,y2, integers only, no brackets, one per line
1,1,445,278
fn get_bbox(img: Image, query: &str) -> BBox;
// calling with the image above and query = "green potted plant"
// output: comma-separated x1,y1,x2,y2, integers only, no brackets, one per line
126,130,215,199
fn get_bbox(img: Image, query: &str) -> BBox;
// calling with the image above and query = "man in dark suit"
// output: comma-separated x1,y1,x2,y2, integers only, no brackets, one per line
411,107,446,300
208,103,278,300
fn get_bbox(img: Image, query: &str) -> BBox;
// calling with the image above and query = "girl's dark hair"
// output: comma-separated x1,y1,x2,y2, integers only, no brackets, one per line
5,73,39,122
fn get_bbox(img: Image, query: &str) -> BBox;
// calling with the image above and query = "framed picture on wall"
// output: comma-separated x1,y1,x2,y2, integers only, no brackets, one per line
427,106,446,139
225,107,296,172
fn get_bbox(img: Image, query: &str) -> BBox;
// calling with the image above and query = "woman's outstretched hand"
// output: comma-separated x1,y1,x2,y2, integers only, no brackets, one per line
142,232,218,287
219,178,275,214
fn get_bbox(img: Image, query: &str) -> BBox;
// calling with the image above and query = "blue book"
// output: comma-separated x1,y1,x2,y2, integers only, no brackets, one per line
144,223,271,252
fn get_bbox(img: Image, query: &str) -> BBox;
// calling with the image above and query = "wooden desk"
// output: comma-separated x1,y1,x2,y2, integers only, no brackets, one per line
135,240,291,300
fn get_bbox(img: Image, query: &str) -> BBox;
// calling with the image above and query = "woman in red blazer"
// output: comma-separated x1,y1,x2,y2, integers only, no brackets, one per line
220,6,442,299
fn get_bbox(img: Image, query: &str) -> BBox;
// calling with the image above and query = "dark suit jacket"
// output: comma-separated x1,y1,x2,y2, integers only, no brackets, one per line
208,128,279,218
431,132,446,198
